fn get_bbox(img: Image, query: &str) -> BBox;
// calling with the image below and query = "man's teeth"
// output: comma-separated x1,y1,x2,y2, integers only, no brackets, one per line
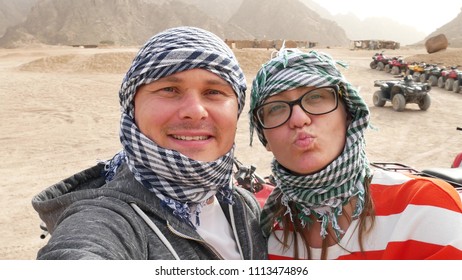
173,135,209,141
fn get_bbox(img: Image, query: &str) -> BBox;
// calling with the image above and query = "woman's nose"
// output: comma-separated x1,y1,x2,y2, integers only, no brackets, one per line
288,104,311,128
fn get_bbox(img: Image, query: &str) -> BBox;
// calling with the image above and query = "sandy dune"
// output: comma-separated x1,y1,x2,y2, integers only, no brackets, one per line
1,45,461,259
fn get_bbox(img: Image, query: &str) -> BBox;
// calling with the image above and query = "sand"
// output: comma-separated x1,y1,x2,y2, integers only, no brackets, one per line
1,45,461,259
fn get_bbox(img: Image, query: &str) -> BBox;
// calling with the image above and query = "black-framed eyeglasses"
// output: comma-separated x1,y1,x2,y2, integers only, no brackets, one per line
253,85,339,129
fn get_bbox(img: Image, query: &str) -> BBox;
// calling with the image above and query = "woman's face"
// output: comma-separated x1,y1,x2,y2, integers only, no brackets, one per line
262,86,349,175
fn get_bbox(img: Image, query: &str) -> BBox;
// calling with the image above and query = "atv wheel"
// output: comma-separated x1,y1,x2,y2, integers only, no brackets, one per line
437,77,445,88
429,76,438,86
392,94,406,112
391,66,400,75
373,91,386,107
445,78,454,91
384,64,391,73
377,62,385,71
418,94,431,111
370,61,377,69
454,80,461,93
419,74,427,83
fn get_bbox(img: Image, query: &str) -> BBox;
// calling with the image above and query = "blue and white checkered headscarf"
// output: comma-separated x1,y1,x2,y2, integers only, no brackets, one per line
104,26,246,227
250,48,371,239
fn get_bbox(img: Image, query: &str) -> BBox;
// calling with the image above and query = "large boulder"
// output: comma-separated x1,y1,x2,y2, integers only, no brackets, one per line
425,34,449,54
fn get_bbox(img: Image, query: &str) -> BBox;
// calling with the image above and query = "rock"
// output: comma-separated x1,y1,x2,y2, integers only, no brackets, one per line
425,34,449,54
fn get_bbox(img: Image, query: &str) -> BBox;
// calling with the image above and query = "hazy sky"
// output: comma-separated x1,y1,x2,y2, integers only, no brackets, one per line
311,0,461,34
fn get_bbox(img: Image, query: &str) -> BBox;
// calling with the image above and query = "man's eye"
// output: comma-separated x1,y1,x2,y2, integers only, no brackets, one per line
207,89,223,95
162,87,175,92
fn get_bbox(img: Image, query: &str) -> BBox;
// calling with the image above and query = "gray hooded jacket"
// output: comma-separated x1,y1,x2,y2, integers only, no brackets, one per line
32,163,267,260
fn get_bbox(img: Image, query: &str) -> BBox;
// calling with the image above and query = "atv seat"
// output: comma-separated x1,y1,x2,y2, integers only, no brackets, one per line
421,168,462,189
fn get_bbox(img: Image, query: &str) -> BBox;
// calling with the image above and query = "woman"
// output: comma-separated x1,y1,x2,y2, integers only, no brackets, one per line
249,47,462,259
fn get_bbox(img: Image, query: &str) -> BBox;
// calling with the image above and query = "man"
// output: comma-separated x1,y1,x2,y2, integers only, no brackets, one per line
32,26,267,260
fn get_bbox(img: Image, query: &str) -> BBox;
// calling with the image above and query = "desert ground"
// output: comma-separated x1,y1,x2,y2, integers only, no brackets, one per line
0,44,461,259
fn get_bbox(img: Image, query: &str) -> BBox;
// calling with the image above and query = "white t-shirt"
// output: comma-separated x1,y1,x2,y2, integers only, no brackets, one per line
191,197,242,260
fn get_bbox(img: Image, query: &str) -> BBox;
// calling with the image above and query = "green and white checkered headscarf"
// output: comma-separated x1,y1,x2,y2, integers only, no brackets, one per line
250,48,371,239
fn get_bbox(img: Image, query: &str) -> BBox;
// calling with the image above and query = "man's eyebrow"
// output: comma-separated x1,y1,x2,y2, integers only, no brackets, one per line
160,75,229,86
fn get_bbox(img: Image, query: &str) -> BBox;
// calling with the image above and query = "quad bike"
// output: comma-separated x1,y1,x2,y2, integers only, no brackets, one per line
372,127,462,192
373,75,432,111
438,66,461,90
371,162,462,191
370,51,392,71
419,64,444,86
406,62,426,82
453,72,462,93
451,127,462,168
385,57,408,75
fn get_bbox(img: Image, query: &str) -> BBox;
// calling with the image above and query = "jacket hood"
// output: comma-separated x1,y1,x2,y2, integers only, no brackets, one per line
31,163,173,234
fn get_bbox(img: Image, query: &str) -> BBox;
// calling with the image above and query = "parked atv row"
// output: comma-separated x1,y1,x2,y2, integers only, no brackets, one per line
370,51,462,93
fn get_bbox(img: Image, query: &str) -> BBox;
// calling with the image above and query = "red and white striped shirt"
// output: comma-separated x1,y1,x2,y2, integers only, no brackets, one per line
267,169,462,259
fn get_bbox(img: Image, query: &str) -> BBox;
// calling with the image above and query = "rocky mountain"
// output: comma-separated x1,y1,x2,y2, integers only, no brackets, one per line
424,7,462,48
0,0,37,36
1,0,459,48
0,0,350,48
229,0,349,46
0,0,255,47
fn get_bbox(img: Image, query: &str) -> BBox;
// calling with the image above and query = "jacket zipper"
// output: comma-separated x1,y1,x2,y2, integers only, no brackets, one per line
236,194,254,259
166,221,225,260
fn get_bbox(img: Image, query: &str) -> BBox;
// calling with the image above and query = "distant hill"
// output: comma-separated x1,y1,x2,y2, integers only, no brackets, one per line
299,0,427,46
332,14,427,46
0,0,254,47
229,0,349,47
0,0,37,36
0,0,460,48
0,0,349,48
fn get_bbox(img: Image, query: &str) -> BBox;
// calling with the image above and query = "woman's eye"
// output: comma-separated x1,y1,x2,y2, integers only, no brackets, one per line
267,103,287,115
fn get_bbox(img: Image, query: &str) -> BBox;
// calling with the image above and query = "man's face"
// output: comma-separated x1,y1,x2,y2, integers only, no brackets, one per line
134,69,239,162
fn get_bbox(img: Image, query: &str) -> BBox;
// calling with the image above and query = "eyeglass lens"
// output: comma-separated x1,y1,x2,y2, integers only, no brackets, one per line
256,86,338,129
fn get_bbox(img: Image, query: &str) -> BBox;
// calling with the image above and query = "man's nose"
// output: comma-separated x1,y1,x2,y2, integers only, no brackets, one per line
178,92,208,120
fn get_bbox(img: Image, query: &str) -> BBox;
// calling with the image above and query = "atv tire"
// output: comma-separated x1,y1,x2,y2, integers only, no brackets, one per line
428,76,438,86
377,62,385,71
419,74,427,83
454,80,461,93
445,78,454,91
370,61,377,69
392,94,406,112
391,66,401,75
418,94,431,111
384,64,391,73
373,91,386,107
438,77,445,88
